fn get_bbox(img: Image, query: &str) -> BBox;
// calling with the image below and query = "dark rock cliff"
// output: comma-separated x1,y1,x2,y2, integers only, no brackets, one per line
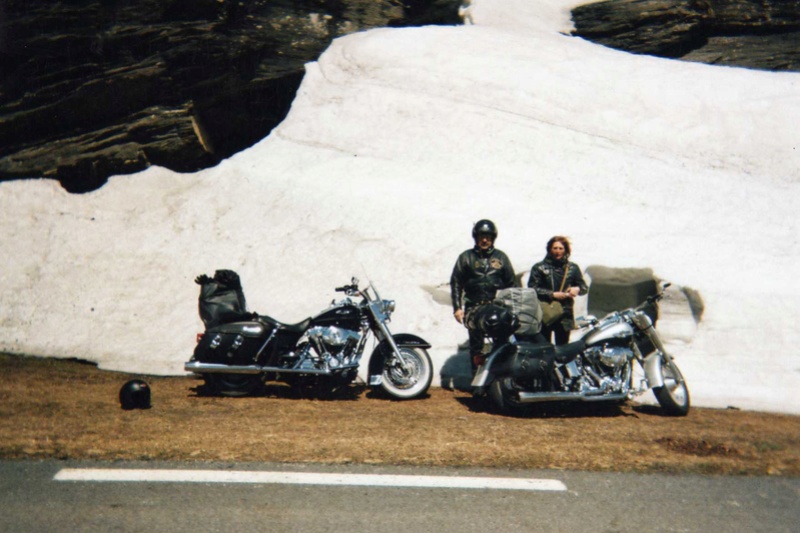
0,0,462,192
572,0,800,71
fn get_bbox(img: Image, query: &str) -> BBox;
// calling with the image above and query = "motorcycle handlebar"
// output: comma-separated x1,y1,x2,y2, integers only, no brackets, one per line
637,282,672,309
335,277,361,294
335,283,361,297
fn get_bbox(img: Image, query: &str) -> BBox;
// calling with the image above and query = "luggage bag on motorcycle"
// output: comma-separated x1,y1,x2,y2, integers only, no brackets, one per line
195,269,251,329
468,304,519,340
194,321,268,365
494,287,542,337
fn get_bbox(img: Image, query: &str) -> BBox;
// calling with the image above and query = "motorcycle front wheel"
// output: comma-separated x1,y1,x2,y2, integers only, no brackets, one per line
204,373,263,397
380,347,433,400
653,358,690,416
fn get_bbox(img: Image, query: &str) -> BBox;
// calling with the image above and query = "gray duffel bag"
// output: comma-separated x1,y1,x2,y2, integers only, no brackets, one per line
494,287,542,337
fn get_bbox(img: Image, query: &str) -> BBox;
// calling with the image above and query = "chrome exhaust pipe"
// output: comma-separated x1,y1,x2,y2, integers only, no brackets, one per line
184,360,358,375
516,391,628,403
185,361,261,374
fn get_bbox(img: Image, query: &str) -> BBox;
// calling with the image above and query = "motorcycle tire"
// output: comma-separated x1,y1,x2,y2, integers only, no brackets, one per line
204,373,263,397
488,378,530,416
380,347,433,400
653,358,690,416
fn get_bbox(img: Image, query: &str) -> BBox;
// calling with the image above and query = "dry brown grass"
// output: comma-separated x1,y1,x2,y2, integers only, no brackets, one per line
1,353,798,476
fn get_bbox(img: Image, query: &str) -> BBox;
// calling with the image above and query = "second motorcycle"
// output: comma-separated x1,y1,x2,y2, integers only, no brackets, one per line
185,272,433,400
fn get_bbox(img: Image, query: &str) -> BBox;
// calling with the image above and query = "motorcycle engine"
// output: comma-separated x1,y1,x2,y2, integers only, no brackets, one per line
584,344,633,369
307,326,359,347
304,326,362,368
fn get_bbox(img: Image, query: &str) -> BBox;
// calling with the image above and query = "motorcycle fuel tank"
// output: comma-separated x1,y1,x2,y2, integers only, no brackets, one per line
311,303,362,330
583,316,634,346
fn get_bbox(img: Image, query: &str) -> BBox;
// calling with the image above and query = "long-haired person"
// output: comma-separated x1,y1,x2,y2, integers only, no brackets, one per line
528,236,588,345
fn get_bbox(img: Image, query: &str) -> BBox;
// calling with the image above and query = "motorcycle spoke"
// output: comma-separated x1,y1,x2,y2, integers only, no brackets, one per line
379,347,432,399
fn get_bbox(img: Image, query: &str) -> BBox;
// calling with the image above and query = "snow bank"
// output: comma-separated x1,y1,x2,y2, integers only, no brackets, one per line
1,0,798,413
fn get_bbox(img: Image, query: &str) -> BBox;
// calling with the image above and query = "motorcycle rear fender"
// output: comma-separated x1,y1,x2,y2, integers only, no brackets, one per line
367,333,431,384
470,342,518,390
643,352,665,389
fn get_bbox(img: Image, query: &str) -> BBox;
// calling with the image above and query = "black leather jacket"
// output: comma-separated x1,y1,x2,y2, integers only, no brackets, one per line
451,246,517,311
527,256,588,315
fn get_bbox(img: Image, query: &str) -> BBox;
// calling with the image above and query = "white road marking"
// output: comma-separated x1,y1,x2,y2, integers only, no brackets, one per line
54,468,567,491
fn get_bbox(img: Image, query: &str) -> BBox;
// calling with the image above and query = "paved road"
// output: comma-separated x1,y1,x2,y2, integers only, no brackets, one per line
1,461,797,532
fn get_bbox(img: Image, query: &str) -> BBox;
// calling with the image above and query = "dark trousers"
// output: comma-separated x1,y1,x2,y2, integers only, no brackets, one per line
464,305,489,373
541,320,571,345
467,321,486,373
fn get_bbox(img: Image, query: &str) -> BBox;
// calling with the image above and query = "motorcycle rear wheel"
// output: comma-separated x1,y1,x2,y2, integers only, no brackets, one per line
653,359,690,416
488,378,530,415
204,373,263,397
380,347,433,400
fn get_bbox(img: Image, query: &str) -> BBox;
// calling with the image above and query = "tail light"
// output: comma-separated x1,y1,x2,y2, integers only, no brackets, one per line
196,333,204,344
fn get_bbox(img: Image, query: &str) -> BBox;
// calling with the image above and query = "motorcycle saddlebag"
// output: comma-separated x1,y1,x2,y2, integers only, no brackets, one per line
194,321,268,365
493,341,556,379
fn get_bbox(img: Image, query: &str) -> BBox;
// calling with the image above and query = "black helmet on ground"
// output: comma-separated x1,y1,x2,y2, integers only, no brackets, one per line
472,219,498,240
119,379,151,410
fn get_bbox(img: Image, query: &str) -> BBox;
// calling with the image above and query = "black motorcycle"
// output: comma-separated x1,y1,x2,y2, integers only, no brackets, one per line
185,272,433,400
472,283,690,416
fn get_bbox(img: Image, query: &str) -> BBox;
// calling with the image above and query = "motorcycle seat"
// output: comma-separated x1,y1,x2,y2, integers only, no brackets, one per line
256,315,312,333
554,339,586,363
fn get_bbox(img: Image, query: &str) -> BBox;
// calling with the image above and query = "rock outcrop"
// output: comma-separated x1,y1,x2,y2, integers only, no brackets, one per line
572,0,800,71
3,1,797,193
0,0,461,192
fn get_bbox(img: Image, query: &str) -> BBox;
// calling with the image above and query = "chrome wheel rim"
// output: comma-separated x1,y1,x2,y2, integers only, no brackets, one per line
384,348,423,390
663,364,688,406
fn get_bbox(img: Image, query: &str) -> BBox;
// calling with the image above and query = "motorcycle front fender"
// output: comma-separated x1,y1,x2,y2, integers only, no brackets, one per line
367,333,431,384
643,352,665,389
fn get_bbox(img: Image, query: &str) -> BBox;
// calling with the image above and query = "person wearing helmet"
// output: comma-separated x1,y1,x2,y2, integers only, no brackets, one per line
450,219,518,373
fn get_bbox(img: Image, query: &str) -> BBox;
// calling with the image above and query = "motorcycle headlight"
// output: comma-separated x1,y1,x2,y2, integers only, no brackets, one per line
383,299,396,314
